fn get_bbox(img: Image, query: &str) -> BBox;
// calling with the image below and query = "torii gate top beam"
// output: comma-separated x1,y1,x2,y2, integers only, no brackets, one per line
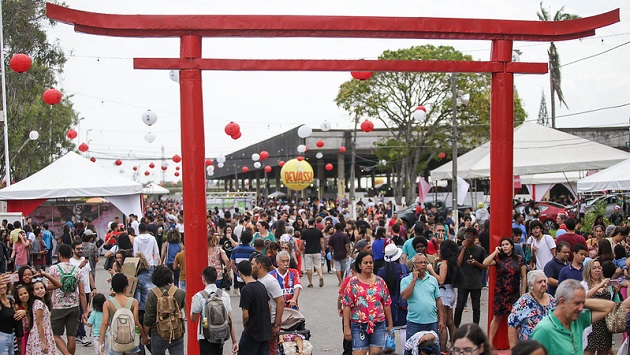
47,3,618,42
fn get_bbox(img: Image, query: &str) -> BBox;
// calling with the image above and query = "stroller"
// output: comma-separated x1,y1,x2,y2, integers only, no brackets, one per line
278,308,313,355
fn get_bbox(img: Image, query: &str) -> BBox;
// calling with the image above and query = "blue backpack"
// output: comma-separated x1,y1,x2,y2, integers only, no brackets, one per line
386,262,409,326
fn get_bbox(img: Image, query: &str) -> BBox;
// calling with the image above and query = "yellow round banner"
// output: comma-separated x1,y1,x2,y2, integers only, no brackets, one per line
280,159,314,191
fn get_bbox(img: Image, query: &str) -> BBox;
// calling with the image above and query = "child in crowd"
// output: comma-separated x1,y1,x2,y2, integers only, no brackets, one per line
613,244,629,276
25,280,55,355
14,284,31,355
279,333,311,355
87,293,108,355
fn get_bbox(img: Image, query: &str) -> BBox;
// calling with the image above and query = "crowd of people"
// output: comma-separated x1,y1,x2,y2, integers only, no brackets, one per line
0,195,628,355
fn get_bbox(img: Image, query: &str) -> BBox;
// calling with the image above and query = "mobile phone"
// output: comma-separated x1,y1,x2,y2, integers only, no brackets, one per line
9,273,18,283
467,259,474,263
609,279,621,286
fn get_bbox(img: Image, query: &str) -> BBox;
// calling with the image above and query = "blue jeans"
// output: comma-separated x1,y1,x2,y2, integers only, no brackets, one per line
0,331,13,355
350,321,386,351
179,280,186,291
150,333,184,355
406,321,440,355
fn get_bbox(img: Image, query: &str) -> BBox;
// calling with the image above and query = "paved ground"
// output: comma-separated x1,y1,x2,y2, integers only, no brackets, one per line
74,261,622,354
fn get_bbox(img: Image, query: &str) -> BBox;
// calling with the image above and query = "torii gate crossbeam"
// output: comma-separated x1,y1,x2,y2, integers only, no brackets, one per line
46,3,618,352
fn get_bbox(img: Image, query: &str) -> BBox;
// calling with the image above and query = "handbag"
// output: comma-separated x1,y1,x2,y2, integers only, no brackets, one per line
605,302,626,333
222,270,232,289
384,328,396,350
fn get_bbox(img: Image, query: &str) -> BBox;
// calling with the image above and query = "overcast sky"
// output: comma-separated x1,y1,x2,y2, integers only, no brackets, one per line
43,0,630,182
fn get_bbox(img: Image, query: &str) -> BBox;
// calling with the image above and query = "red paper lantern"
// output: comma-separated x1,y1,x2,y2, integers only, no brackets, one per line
242,167,249,173
149,162,155,169
78,143,89,152
438,152,446,159
351,72,374,80
325,163,334,171
133,166,138,171
144,171,150,176
316,140,324,148
90,157,96,163
231,131,241,140
205,159,213,166
224,122,240,137
42,88,62,105
174,172,180,177
339,146,347,153
115,159,122,166
175,166,180,171
66,129,78,140
9,54,32,73
259,151,269,161
264,165,272,173
278,160,285,167
161,166,167,171
172,154,182,163
360,120,374,133
296,156,304,161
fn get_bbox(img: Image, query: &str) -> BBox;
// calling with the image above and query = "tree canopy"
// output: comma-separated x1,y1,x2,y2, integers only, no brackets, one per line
335,44,526,205
2,0,78,182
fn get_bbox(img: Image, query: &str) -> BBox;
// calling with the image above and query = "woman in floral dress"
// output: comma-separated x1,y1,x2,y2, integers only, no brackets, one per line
342,251,393,355
25,281,55,355
483,237,526,345
507,270,555,347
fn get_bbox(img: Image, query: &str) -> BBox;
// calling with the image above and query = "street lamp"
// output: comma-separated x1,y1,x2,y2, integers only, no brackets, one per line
450,74,470,236
10,130,39,163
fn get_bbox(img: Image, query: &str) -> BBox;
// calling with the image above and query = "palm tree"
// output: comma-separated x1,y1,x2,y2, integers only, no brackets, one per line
537,3,580,128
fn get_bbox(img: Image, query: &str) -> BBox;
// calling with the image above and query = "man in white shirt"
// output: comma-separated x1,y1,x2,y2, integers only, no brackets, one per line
133,223,161,268
130,214,140,236
69,240,96,347
191,266,238,354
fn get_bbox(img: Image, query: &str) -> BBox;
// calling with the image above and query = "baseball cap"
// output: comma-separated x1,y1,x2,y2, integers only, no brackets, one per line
355,239,369,250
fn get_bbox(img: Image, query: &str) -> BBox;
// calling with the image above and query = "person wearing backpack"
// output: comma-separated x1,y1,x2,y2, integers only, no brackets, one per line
47,244,89,355
142,265,186,355
98,273,150,355
191,266,238,354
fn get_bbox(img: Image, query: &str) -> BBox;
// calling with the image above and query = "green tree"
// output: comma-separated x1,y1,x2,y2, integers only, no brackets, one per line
1,0,78,182
537,90,549,126
537,2,580,128
335,44,526,205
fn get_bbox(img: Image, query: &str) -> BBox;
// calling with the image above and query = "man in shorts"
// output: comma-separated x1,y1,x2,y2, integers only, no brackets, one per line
48,244,88,355
300,218,325,288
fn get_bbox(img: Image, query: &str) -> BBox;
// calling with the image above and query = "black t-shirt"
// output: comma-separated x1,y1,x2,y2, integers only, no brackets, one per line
220,236,236,257
146,223,158,237
355,220,370,232
301,227,324,254
392,235,405,247
328,231,349,261
458,244,487,289
240,281,272,342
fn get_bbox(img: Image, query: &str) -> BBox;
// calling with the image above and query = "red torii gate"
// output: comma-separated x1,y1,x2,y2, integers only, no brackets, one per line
46,4,618,352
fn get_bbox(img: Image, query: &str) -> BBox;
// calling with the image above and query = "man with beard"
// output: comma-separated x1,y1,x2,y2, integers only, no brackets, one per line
70,241,96,347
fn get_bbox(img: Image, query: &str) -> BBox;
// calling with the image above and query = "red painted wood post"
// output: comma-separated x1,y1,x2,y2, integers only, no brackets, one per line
179,35,205,354
489,38,515,350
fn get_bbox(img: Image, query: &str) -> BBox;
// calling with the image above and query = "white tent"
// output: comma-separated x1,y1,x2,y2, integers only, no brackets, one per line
0,152,143,216
143,182,170,195
577,158,630,192
431,122,630,180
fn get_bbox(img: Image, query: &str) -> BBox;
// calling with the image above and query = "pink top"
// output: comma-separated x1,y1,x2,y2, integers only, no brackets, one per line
13,242,28,266
341,275,391,334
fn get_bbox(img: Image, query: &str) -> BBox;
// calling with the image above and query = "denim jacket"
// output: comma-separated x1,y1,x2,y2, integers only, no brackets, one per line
134,269,155,311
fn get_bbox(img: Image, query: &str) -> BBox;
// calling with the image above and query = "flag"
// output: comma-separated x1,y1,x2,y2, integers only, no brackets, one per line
418,176,432,203
456,177,469,206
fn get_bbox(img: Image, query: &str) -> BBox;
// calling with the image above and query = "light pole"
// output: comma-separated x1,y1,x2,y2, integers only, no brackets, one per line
451,74,459,236
0,0,10,186
349,118,358,219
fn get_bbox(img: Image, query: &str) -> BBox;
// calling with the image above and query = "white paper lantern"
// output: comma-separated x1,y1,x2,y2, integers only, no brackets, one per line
217,162,224,168
297,125,312,138
320,120,332,132
119,168,125,174
216,155,226,164
144,132,156,143
297,144,307,153
380,159,388,165
161,161,169,168
316,152,323,159
254,162,261,168
413,106,427,122
142,110,158,126
207,166,215,173
208,170,214,176
251,153,260,161
29,130,39,140
169,70,180,83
